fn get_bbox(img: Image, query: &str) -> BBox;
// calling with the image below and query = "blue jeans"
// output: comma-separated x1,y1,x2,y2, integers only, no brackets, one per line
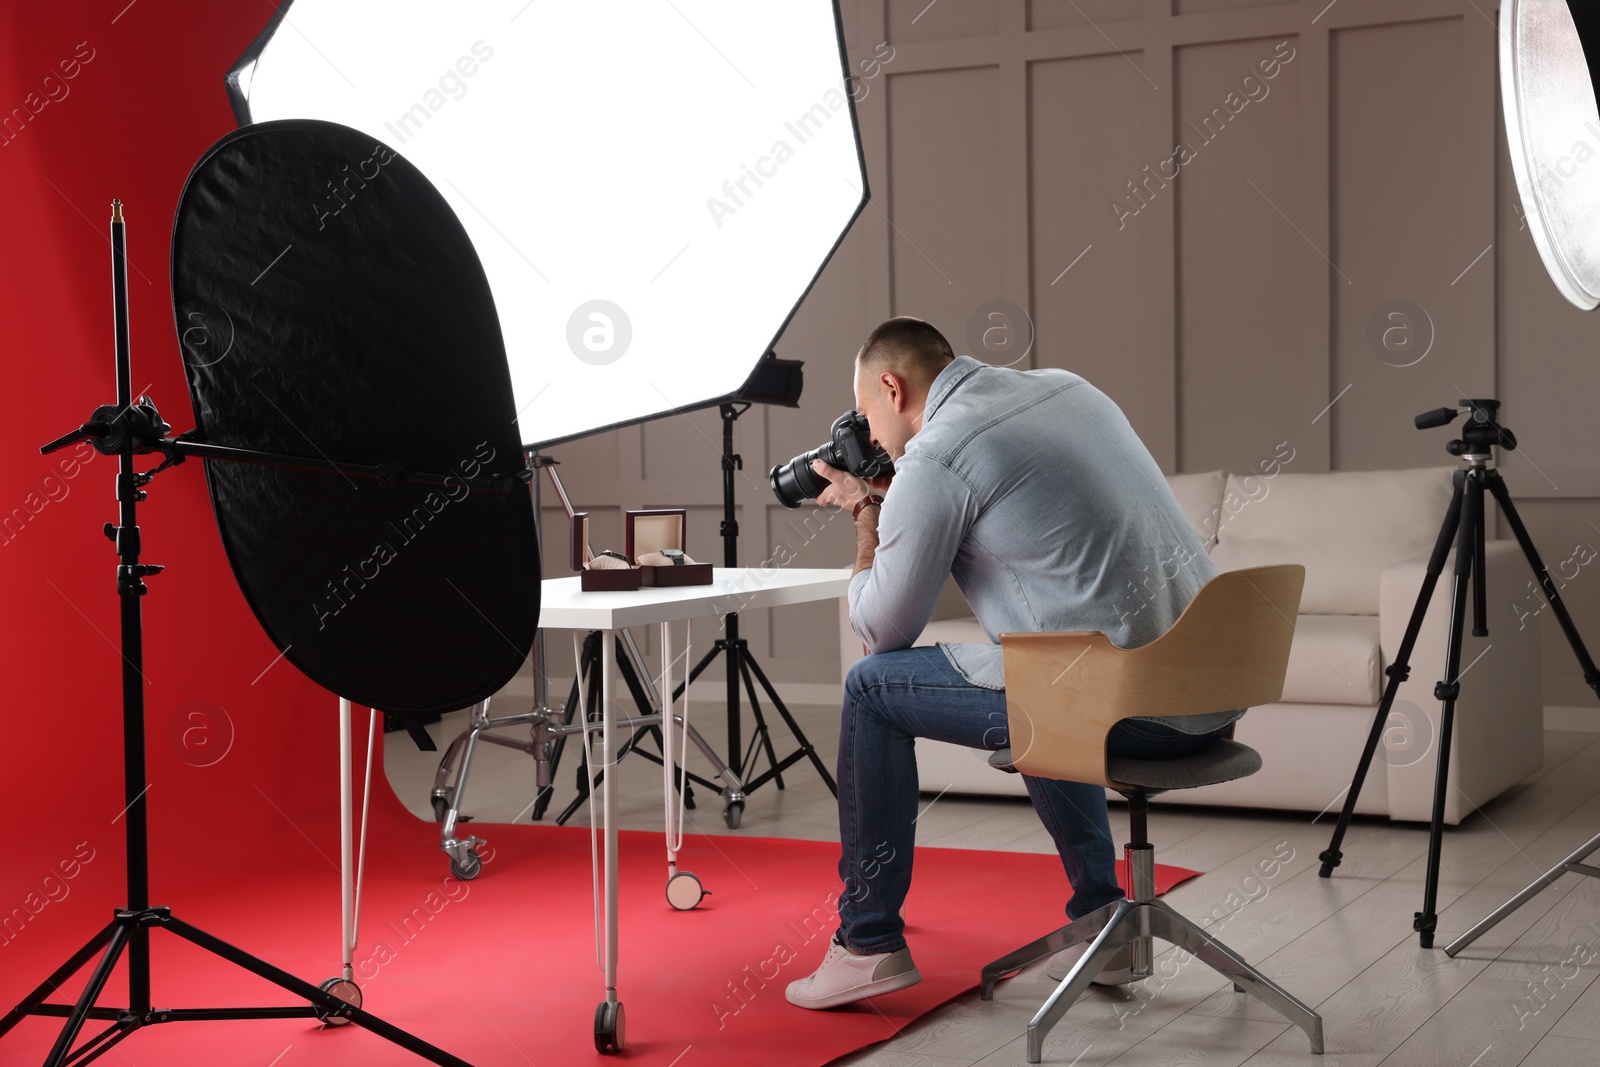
835,645,1228,955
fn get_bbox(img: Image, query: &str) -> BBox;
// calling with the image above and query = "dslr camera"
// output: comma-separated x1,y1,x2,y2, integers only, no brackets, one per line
769,410,893,509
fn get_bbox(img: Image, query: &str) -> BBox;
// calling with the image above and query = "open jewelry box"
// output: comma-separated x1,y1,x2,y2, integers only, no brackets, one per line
572,509,713,591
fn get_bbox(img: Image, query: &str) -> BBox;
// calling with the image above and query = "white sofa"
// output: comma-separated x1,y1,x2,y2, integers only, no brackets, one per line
838,466,1544,824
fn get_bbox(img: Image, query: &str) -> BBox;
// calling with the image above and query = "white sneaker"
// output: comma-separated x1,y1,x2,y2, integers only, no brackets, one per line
786,937,922,1009
1045,941,1142,986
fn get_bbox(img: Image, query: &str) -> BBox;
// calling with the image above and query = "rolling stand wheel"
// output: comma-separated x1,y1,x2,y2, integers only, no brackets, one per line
315,976,362,1026
430,787,452,822
594,1000,626,1054
723,797,744,829
450,847,482,881
666,871,706,911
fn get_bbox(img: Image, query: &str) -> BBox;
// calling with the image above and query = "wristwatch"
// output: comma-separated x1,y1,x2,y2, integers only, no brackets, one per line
597,549,631,564
661,548,686,566
852,494,884,522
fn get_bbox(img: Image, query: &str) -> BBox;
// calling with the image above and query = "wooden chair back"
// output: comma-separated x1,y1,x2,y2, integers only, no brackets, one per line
999,564,1305,788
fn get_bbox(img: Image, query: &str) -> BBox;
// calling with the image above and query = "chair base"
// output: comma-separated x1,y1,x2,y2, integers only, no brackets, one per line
982,897,1324,1063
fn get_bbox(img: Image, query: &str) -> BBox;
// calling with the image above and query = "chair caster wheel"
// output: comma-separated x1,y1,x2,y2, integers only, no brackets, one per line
594,1000,625,1053
450,848,482,881
315,976,361,1025
724,798,743,829
666,870,707,910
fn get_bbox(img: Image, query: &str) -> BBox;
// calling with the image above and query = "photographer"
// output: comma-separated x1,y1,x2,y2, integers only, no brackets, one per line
785,317,1236,1010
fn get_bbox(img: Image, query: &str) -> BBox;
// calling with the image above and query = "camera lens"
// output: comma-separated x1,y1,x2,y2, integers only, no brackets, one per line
769,448,829,509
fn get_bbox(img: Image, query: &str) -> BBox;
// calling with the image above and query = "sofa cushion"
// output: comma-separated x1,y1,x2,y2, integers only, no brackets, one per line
919,614,1378,706
1165,470,1226,550
1281,614,1383,705
1209,467,1454,614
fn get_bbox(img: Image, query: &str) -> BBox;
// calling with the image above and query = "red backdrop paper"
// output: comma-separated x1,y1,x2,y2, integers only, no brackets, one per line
0,0,355,962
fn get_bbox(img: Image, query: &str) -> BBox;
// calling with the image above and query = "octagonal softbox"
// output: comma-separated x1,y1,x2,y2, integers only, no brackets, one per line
171,119,538,715
228,0,868,447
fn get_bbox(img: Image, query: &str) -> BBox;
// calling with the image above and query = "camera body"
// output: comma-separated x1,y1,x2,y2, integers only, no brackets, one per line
769,410,893,509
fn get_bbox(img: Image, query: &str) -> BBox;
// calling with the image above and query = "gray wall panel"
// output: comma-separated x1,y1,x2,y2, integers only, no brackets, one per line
1175,34,1303,473
1029,53,1152,427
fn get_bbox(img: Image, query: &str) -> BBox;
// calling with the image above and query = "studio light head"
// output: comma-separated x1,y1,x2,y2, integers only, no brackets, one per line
228,1,867,447
1501,1,1600,309
735,352,806,409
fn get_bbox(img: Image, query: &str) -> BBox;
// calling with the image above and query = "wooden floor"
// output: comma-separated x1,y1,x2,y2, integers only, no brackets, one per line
386,698,1600,1067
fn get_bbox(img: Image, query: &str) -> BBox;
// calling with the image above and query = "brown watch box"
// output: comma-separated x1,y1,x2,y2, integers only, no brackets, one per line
626,509,713,587
572,512,641,592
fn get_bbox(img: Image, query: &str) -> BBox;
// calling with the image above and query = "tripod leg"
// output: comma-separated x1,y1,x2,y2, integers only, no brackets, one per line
51,1017,138,1067
671,640,724,703
1487,472,1600,697
743,653,838,796
531,672,583,821
1321,470,1464,877
161,917,472,1067
610,643,698,807
1416,472,1481,948
0,920,118,1038
558,635,607,826
1436,472,1600,956
737,657,785,790
1446,831,1600,956
43,921,133,1067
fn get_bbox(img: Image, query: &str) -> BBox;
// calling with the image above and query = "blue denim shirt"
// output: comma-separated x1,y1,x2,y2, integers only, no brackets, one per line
847,355,1241,734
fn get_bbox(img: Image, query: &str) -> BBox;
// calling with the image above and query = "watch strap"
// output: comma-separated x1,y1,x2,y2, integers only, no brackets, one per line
852,494,884,522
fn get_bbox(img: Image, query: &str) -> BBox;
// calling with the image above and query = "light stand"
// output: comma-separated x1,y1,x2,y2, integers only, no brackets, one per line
1316,399,1600,948
0,201,483,1067
672,400,837,799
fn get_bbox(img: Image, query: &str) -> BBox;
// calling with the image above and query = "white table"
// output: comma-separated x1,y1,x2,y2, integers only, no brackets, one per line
537,565,853,630
331,567,851,1050
536,567,850,1051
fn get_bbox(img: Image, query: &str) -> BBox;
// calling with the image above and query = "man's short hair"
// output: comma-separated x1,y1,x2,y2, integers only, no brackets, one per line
856,317,954,386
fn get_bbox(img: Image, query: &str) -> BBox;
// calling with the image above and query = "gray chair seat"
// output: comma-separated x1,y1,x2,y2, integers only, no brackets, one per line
988,739,1262,791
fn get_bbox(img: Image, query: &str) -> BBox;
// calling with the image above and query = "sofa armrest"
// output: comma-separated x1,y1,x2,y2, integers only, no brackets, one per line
1378,541,1543,823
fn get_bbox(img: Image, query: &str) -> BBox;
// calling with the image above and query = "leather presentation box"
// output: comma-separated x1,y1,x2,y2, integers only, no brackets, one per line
627,509,713,587
572,512,641,592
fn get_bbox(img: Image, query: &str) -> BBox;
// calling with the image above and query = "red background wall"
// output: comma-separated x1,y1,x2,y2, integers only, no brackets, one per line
0,0,351,969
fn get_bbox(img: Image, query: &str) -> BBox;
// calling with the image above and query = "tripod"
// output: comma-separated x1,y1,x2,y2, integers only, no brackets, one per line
671,402,837,798
1316,399,1600,948
0,202,476,1067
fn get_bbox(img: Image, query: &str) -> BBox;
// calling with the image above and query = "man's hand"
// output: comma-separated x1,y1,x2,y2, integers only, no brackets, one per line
811,459,892,511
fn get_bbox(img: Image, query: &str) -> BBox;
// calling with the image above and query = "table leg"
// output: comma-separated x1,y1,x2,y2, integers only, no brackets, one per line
602,629,619,1004
661,622,675,870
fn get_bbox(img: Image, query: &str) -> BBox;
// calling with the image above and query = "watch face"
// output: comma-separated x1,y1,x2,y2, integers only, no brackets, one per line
663,549,685,564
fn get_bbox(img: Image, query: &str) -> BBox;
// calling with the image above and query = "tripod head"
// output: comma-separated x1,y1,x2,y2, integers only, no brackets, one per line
1413,399,1517,462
